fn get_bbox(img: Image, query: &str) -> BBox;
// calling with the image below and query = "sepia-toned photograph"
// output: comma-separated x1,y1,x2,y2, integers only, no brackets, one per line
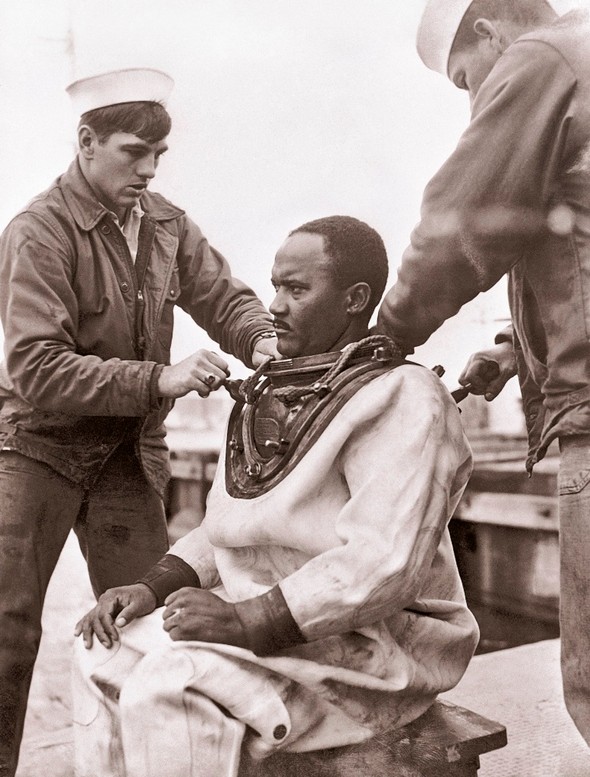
0,1,589,775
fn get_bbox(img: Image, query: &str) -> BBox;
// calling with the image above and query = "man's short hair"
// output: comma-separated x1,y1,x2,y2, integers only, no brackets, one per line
78,101,171,143
290,215,389,318
454,0,554,50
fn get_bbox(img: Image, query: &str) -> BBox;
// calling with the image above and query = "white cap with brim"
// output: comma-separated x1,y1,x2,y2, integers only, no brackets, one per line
66,67,174,116
416,0,475,76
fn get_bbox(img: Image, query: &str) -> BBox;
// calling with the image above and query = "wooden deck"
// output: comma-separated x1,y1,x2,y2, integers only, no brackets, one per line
15,534,93,777
443,640,589,775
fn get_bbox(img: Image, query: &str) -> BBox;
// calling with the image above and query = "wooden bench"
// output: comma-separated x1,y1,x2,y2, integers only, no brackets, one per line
239,699,507,776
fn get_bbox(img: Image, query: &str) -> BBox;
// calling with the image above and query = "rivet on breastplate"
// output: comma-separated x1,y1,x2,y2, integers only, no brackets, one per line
229,438,243,452
245,462,262,479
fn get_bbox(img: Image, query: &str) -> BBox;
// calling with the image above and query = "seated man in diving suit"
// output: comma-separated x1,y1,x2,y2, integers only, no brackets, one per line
73,215,479,777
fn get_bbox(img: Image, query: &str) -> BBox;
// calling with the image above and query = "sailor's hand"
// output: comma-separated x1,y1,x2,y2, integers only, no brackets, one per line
162,588,247,647
459,341,517,401
157,349,230,399
74,584,157,649
252,335,279,367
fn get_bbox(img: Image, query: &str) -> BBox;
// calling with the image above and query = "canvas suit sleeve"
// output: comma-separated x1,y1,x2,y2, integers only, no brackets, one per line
236,368,472,646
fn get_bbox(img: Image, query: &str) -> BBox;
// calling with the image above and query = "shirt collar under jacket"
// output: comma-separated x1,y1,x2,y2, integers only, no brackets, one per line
109,201,144,264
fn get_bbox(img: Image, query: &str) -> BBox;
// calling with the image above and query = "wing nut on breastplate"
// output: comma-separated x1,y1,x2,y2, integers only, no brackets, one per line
263,438,289,455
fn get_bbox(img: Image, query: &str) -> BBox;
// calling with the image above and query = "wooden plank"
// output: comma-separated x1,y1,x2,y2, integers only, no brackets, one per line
467,466,557,497
169,457,206,481
239,700,506,776
450,517,560,621
455,492,558,531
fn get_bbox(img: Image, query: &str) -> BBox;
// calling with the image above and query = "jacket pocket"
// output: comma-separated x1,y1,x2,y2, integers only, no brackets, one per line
559,468,590,496
157,266,180,355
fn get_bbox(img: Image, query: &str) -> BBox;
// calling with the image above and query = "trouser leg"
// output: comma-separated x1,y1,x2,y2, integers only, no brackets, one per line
121,680,245,777
558,436,590,745
0,452,82,777
73,636,142,777
74,443,169,597
74,617,376,777
77,639,246,777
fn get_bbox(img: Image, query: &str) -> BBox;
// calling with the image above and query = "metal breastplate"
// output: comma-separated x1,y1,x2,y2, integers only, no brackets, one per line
225,337,405,498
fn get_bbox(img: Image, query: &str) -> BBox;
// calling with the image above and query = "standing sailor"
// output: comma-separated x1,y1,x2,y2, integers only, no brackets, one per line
0,67,276,775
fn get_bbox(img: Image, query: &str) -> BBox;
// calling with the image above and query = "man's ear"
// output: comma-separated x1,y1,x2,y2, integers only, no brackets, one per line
78,125,97,159
345,282,371,316
473,18,506,54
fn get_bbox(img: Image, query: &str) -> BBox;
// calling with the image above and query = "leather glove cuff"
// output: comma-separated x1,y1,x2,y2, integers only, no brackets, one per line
137,553,200,607
234,585,305,656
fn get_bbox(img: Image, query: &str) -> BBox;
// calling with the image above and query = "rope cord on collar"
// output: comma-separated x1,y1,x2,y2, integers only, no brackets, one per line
238,336,403,406
273,335,402,406
239,356,274,405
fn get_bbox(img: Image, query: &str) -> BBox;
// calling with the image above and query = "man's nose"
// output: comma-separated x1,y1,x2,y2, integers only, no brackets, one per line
136,155,157,179
269,290,286,316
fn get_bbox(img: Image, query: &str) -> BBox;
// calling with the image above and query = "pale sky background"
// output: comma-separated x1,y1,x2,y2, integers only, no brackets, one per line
0,0,586,433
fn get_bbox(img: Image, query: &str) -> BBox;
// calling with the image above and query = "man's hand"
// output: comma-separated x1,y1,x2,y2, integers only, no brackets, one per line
157,349,230,399
162,588,248,647
74,584,157,649
252,335,280,367
459,341,517,401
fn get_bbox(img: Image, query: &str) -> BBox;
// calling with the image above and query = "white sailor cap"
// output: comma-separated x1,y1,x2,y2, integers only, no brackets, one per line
416,0,475,77
66,67,174,116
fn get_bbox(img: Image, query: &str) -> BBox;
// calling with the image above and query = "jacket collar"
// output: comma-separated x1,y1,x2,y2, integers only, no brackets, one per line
59,157,184,232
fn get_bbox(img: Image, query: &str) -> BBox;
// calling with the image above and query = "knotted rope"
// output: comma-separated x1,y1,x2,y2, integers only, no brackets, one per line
238,356,274,405
272,335,403,406
238,335,403,406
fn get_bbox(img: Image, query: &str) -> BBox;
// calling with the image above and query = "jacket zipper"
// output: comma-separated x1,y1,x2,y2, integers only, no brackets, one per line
136,287,146,359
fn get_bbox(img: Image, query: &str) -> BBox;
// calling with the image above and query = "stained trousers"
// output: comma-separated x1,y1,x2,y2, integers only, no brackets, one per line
0,445,169,777
558,435,590,745
73,614,372,777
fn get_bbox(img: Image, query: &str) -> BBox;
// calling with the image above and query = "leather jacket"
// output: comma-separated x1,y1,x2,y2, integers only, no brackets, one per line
377,12,590,470
0,159,272,495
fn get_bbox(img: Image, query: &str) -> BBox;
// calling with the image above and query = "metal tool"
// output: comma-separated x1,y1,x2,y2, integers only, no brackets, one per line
222,378,244,402
451,360,500,403
451,384,472,403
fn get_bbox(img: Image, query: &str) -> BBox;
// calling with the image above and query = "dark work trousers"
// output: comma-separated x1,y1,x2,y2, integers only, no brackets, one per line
0,443,169,777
